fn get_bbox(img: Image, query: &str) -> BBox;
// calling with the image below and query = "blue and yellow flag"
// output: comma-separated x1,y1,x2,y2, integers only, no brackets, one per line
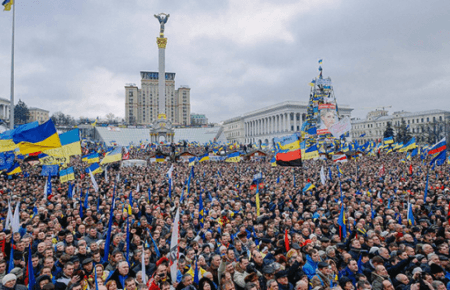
100,147,122,165
2,0,13,11
60,167,75,183
337,205,347,239
188,157,196,166
82,152,100,163
12,120,61,155
407,203,415,226
225,152,240,163
156,155,165,162
6,162,21,175
85,163,103,175
383,136,394,144
399,138,416,152
274,134,300,151
44,129,81,157
199,191,204,228
302,182,315,193
270,156,277,167
199,153,209,162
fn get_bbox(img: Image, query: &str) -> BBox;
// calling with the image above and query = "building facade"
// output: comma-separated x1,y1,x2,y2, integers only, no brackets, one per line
222,101,353,146
125,71,190,126
351,109,450,144
0,98,10,121
190,113,208,126
28,107,49,124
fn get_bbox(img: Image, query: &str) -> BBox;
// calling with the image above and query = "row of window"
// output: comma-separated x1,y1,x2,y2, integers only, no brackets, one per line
354,116,444,129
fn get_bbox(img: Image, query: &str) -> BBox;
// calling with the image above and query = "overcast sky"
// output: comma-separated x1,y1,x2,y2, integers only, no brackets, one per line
0,0,449,123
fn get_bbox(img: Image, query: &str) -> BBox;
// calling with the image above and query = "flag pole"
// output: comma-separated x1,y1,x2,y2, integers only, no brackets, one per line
9,0,15,129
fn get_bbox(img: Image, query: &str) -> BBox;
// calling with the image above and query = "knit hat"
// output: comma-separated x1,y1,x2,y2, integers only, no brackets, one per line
2,273,17,285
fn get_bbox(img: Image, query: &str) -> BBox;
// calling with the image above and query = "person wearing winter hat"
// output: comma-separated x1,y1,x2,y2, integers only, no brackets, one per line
1,273,27,290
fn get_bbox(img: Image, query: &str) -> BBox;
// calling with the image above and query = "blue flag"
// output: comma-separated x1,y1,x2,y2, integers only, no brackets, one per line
102,184,116,263
424,172,429,203
84,188,90,209
7,239,14,273
125,217,130,263
148,230,161,258
27,245,36,290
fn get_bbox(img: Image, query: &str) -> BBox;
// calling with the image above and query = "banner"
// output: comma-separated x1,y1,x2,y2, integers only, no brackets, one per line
40,155,70,165
328,117,352,138
316,79,332,86
317,104,337,135
41,165,59,176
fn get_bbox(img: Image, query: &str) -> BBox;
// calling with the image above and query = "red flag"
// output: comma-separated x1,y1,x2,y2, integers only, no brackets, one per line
284,229,290,251
409,164,413,175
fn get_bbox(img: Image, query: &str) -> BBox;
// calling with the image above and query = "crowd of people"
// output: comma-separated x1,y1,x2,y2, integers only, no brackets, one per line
0,145,449,290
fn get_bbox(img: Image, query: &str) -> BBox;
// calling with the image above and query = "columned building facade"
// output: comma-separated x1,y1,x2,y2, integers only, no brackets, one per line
0,98,11,121
222,101,353,147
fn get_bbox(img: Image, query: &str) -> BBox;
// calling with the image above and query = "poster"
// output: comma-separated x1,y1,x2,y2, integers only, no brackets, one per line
328,117,352,138
317,104,337,135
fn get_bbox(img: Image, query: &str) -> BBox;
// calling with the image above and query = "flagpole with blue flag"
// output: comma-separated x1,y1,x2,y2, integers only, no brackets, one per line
148,230,161,258
125,216,130,263
27,244,36,290
102,183,116,263
84,188,89,209
194,256,200,284
424,170,429,203
7,239,13,273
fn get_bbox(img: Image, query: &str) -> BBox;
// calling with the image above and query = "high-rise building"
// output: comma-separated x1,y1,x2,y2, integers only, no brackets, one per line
124,71,190,126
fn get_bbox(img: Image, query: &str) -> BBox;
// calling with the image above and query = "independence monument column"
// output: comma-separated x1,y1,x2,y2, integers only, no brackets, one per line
150,13,174,143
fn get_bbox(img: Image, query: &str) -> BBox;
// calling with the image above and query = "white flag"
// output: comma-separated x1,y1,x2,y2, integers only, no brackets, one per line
116,173,120,183
105,166,109,183
89,169,99,193
167,164,174,179
11,202,20,233
169,208,180,283
136,183,140,193
141,248,147,285
5,202,13,230
320,166,327,185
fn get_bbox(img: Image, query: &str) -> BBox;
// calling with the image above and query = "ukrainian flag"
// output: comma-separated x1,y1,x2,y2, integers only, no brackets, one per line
188,157,196,167
44,129,81,157
156,155,165,162
384,136,394,144
0,122,38,153
82,152,100,164
225,152,240,163
302,183,315,193
2,0,13,11
275,134,301,151
60,167,75,183
85,163,103,175
270,156,277,167
100,147,122,165
12,120,61,155
337,205,347,239
6,162,21,175
303,145,319,160
407,203,415,226
199,153,209,162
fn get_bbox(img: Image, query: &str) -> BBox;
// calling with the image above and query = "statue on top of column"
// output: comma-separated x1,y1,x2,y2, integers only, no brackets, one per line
154,13,170,36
